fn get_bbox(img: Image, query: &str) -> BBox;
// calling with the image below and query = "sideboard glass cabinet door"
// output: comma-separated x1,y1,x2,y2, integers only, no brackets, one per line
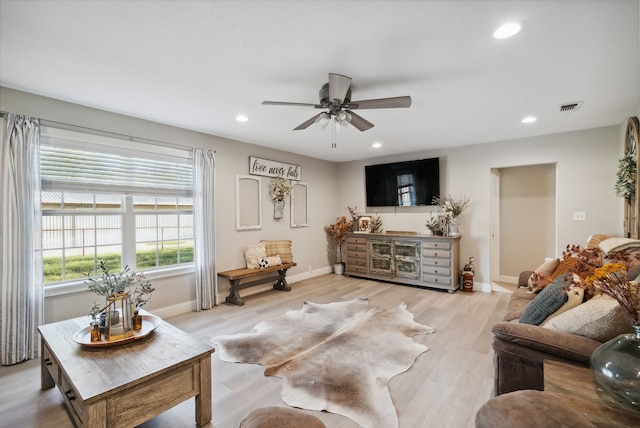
394,240,421,279
369,239,393,275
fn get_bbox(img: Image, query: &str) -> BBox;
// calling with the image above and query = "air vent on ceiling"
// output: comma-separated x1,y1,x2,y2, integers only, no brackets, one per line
558,101,583,113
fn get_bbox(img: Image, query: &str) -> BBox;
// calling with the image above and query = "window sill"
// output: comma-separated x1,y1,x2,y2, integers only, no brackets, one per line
44,264,195,298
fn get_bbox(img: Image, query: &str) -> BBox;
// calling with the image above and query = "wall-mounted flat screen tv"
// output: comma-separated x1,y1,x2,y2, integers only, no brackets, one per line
365,158,440,207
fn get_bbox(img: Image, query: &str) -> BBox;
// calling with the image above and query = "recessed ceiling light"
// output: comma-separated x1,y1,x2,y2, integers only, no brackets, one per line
235,115,249,122
493,23,522,39
521,116,537,124
372,142,382,149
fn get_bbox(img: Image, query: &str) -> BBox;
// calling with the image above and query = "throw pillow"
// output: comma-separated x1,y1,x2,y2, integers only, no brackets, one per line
267,255,282,266
527,258,560,291
262,240,293,264
519,274,570,325
258,255,282,269
600,237,640,279
541,286,584,326
549,257,578,280
244,242,267,269
543,294,633,342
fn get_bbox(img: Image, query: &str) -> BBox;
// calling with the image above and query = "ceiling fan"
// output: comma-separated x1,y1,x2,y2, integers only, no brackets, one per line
262,73,412,132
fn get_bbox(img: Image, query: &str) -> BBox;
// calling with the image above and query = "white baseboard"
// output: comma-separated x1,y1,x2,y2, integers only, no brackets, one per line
499,275,518,284
151,301,196,318
476,281,492,293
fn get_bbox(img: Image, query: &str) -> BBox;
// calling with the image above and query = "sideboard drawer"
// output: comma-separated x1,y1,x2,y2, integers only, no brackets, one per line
422,249,451,259
347,257,367,267
422,275,452,286
348,265,368,274
347,237,368,245
422,266,451,276
347,249,367,259
422,257,451,267
347,243,367,253
422,241,451,250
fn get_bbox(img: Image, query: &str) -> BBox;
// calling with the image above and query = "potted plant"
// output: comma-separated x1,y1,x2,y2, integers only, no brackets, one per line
370,214,384,234
425,214,446,236
324,216,353,274
85,261,154,338
431,194,472,236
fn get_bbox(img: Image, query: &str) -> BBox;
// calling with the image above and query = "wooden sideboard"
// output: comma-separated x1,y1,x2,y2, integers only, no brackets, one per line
345,232,460,292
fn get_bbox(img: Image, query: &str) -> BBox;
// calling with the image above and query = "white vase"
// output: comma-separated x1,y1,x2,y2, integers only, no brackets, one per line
334,263,344,275
273,200,285,219
448,218,460,237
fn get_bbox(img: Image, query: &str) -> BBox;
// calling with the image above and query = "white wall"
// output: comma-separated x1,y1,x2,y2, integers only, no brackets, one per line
337,126,623,289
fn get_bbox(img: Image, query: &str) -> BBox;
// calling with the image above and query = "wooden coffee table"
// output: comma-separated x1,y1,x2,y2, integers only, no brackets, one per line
544,359,640,427
38,312,214,427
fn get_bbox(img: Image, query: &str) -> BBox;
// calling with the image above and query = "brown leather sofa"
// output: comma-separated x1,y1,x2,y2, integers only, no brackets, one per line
491,283,602,396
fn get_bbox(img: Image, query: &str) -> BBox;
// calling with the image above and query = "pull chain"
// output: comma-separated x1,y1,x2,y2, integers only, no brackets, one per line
332,117,337,148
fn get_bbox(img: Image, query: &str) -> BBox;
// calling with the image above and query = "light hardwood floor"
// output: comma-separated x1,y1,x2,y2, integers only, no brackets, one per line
0,274,511,428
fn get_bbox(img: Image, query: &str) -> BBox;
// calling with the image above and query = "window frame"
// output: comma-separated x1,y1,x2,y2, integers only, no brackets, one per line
39,126,195,296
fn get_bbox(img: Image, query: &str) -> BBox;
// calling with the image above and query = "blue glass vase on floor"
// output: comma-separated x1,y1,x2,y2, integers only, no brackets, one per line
590,322,640,412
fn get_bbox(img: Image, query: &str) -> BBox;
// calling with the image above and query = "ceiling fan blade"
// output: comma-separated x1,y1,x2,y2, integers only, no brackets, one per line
328,73,352,104
346,96,412,110
262,101,322,108
346,110,374,132
294,112,325,130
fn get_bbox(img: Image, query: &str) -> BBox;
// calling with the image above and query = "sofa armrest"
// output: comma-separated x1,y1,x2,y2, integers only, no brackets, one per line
492,322,601,363
491,322,602,396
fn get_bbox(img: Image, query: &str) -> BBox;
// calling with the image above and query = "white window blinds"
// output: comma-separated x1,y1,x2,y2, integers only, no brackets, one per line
40,127,193,196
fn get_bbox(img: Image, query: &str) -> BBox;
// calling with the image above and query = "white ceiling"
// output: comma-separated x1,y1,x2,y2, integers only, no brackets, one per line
1,1,639,162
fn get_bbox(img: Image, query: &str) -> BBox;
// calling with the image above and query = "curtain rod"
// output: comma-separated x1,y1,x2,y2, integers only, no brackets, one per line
1,110,215,153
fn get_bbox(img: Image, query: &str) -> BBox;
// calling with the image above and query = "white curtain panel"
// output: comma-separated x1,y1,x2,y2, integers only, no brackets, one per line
193,148,217,310
1,113,44,365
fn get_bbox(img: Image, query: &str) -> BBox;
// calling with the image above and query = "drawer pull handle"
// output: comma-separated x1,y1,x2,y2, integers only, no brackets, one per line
44,358,52,366
65,390,76,401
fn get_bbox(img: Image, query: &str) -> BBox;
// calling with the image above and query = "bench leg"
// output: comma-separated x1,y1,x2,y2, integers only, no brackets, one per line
225,279,245,306
273,268,291,292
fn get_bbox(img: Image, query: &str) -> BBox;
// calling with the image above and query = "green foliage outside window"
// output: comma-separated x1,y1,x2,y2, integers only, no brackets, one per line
43,246,194,283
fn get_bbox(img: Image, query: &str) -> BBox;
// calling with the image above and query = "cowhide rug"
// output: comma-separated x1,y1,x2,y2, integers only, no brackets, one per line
212,297,434,428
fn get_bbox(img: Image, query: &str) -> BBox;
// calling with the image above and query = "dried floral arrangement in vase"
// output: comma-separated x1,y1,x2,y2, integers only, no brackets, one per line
269,177,292,219
85,261,154,339
324,216,353,272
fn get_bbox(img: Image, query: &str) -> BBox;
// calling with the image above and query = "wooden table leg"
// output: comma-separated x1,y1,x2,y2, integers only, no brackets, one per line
41,340,55,390
195,355,212,426
273,268,291,291
225,279,245,306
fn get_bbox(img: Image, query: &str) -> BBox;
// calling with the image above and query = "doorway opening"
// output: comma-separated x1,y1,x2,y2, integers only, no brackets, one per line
490,164,557,292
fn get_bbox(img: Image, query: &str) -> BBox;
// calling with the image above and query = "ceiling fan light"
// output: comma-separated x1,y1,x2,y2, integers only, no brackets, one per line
315,112,331,128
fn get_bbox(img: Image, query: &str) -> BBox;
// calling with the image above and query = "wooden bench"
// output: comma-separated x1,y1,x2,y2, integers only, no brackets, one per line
218,262,296,306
